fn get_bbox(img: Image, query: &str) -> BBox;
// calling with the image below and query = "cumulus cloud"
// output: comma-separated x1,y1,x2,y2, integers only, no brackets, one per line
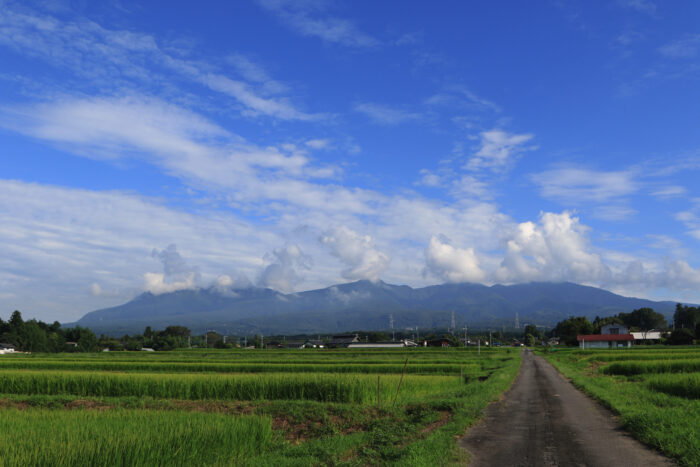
144,245,200,294
424,236,486,283
257,244,312,292
495,211,611,284
320,226,390,281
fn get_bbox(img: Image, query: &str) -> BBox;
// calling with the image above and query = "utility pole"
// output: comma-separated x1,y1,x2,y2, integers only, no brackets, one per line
489,330,492,348
244,336,247,347
515,312,520,329
390,314,395,341
451,311,456,334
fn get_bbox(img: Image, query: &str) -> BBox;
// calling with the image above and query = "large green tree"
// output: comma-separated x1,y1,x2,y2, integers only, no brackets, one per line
552,316,594,346
618,307,668,332
674,304,699,332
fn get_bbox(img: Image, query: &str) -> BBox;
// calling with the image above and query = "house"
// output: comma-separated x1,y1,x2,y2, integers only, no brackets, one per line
547,337,560,346
0,343,15,354
327,334,360,348
577,333,634,349
601,324,629,335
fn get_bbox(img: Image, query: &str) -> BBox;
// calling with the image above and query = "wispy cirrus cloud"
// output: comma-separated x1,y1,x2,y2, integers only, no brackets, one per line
354,102,421,125
0,5,323,121
256,0,378,47
617,0,657,14
658,34,700,59
531,167,639,203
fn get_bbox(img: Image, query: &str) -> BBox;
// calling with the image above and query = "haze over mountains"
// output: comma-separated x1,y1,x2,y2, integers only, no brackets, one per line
73,281,679,336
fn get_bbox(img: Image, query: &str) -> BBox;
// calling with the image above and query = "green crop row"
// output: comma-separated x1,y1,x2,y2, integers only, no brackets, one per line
0,408,272,467
601,359,700,375
0,370,461,404
646,373,700,399
0,359,481,375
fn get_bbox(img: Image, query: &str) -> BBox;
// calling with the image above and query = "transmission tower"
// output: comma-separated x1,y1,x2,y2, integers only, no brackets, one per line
389,314,395,341
515,312,520,329
451,311,456,334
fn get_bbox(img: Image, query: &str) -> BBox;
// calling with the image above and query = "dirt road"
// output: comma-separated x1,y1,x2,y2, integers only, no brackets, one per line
460,350,674,466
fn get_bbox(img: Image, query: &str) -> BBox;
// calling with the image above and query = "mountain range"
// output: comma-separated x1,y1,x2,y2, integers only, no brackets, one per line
72,281,680,336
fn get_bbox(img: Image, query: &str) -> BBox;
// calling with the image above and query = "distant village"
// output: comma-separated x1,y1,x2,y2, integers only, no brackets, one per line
2,304,699,353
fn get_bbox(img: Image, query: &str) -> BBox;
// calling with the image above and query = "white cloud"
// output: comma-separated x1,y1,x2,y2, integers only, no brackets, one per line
531,167,638,203
258,244,312,292
617,0,657,14
424,236,486,283
651,185,686,199
466,130,535,172
256,0,378,47
0,5,320,121
202,73,320,121
495,211,611,284
0,179,274,321
144,245,201,295
658,34,700,59
320,226,390,281
0,96,360,214
354,103,421,125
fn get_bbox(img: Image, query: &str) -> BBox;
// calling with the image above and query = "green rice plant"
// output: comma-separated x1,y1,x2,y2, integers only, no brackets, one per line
0,370,460,403
0,359,478,375
0,408,272,466
601,359,700,376
646,373,700,399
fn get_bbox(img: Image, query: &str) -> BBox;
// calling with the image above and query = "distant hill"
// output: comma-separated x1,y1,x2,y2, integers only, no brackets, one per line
70,281,681,336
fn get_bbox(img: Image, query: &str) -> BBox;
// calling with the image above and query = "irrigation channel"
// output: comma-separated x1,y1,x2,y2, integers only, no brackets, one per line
460,350,674,466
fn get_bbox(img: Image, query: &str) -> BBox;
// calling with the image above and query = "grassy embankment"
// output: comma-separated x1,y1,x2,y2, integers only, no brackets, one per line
541,347,700,466
0,347,521,466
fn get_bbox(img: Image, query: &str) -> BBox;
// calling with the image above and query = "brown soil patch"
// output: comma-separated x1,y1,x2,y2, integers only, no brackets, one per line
0,398,30,410
64,399,113,410
420,410,451,436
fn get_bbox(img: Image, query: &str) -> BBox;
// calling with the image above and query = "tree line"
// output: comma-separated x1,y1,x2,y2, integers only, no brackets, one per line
0,311,197,352
552,305,700,346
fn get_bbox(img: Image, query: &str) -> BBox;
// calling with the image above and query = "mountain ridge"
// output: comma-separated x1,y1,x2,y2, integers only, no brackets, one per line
70,280,682,336
72,280,676,335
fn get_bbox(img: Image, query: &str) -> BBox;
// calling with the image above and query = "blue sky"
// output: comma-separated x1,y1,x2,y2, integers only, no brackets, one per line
1,0,700,322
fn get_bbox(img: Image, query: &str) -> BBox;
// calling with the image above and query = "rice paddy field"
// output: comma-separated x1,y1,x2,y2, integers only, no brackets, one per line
542,346,700,466
0,347,521,466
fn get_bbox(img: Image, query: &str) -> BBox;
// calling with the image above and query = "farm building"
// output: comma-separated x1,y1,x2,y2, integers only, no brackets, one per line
285,341,306,349
0,343,16,354
630,331,664,344
327,334,360,348
424,338,450,347
600,324,629,335
577,333,634,349
347,340,418,349
304,340,324,348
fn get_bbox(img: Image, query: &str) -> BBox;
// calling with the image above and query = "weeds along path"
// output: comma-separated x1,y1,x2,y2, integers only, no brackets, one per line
460,350,674,467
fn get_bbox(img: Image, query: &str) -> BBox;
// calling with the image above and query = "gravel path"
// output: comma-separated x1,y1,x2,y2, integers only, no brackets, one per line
460,350,675,466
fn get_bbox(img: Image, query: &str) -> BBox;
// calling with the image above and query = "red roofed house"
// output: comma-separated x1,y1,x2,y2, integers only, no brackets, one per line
577,324,634,349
